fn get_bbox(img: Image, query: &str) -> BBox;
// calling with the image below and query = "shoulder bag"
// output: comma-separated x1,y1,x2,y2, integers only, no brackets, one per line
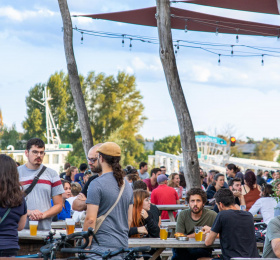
94,180,126,234
24,166,47,196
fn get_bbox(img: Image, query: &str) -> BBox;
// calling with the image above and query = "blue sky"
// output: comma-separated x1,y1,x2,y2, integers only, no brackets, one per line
1,1,280,142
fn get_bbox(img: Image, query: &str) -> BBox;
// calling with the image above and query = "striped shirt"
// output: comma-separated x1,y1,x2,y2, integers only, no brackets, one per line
18,164,64,230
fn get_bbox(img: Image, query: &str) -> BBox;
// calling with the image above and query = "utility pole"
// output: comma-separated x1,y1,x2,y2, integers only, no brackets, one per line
57,0,93,155
156,0,200,189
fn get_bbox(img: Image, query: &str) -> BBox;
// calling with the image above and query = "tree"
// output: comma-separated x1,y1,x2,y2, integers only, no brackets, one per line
58,0,93,155
255,139,276,161
22,71,147,167
0,124,24,150
154,135,181,155
0,109,3,129
156,0,200,189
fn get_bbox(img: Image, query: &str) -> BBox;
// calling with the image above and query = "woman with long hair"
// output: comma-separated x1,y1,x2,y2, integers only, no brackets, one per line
206,173,225,200
241,170,261,211
226,163,244,184
65,166,78,183
129,190,160,238
249,184,277,223
0,155,27,257
168,173,183,199
51,180,71,221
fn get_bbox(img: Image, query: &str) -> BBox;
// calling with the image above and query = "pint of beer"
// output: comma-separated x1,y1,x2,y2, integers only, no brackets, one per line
194,226,203,242
65,219,75,235
160,226,168,240
29,221,38,236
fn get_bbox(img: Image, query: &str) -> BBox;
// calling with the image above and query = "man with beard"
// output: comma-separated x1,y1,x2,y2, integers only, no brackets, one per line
72,143,103,212
172,188,217,260
18,138,64,230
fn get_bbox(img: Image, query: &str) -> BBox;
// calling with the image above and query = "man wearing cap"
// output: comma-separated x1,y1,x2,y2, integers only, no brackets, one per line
151,174,180,220
84,142,133,258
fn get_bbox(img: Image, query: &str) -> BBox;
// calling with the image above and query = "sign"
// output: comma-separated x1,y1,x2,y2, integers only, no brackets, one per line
195,135,227,146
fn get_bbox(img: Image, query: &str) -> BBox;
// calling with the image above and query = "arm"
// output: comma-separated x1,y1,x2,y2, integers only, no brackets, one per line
83,204,98,231
143,210,160,238
42,194,63,219
205,231,218,246
249,199,261,216
176,200,180,204
272,238,280,258
72,193,87,211
18,213,27,231
128,204,133,228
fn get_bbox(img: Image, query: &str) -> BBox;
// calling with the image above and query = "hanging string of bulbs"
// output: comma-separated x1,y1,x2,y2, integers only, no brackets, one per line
73,27,280,66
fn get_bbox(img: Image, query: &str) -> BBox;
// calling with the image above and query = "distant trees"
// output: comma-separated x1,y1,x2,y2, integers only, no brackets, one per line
154,135,181,155
22,71,147,166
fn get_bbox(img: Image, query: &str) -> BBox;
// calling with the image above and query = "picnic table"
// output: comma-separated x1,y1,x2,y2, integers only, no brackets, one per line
51,220,67,229
128,237,264,260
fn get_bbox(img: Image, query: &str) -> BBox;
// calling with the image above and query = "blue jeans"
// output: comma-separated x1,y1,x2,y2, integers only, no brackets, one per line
0,249,18,257
172,248,212,260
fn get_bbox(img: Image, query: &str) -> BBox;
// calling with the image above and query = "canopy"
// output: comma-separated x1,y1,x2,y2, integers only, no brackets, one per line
77,7,280,37
175,0,280,15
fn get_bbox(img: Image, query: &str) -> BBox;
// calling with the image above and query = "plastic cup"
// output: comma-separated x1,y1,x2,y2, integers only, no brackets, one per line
160,226,168,240
65,219,75,235
30,221,38,236
194,226,203,242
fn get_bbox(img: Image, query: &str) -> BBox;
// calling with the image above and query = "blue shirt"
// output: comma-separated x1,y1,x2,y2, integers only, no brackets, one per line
74,173,84,182
51,199,71,220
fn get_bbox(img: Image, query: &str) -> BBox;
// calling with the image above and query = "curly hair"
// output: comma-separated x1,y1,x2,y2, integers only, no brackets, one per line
0,155,24,207
99,152,124,187
245,170,256,190
186,188,207,204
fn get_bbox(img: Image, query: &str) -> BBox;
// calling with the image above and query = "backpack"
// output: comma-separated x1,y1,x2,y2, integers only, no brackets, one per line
254,222,267,243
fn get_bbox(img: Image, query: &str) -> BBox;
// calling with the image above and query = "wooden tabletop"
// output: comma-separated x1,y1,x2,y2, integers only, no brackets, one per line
128,237,221,248
18,229,67,240
51,220,66,229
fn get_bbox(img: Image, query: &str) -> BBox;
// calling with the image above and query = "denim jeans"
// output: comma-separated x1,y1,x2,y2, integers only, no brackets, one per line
0,248,18,257
172,248,212,260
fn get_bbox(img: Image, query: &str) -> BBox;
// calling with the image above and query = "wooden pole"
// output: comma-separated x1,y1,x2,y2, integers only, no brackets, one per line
57,0,94,155
156,0,201,189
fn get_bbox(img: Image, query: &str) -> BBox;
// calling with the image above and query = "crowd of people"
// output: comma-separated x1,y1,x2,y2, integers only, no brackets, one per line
2,137,280,259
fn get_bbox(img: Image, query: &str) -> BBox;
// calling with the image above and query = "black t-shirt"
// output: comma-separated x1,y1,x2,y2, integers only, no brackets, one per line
59,172,66,179
211,210,259,260
81,175,99,197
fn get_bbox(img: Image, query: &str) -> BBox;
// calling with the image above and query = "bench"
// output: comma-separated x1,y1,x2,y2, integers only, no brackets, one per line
160,249,222,260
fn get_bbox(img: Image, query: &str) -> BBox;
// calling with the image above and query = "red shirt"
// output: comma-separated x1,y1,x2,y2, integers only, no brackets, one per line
151,184,179,220
143,178,158,192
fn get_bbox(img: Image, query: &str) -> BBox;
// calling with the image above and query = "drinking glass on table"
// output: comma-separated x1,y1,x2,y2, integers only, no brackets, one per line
160,225,168,240
194,226,203,241
29,221,38,236
65,218,75,235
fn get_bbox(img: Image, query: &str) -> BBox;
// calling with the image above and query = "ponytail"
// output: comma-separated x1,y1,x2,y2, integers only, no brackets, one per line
99,152,124,188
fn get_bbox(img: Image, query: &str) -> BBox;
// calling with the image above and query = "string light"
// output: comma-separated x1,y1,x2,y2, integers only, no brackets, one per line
236,29,239,43
81,32,84,44
261,54,264,66
184,19,188,33
215,27,219,36
73,28,280,64
122,35,125,47
218,54,221,65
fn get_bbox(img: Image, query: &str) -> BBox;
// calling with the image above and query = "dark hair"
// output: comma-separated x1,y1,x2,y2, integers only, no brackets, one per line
26,138,45,150
124,165,134,175
257,169,263,177
64,162,71,170
151,168,161,176
129,169,138,175
100,152,124,187
227,163,240,174
61,179,71,188
16,162,20,167
214,188,235,207
186,188,207,204
160,166,166,169
139,162,147,169
126,174,139,182
245,170,256,190
261,184,273,197
214,173,224,181
66,166,77,177
179,174,186,188
79,163,88,172
133,180,147,190
0,154,24,207
228,177,241,187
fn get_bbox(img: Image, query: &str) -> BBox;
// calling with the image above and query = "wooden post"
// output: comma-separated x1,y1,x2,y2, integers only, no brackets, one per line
57,0,93,155
156,0,201,189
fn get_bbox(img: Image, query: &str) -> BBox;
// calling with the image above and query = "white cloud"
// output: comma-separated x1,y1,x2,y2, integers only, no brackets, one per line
0,6,55,22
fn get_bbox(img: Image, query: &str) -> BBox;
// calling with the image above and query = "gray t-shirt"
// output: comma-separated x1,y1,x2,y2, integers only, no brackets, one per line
18,164,64,230
86,172,133,248
137,169,149,180
263,216,280,258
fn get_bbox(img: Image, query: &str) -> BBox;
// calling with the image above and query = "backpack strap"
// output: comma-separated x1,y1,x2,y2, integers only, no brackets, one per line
24,166,47,196
0,208,11,225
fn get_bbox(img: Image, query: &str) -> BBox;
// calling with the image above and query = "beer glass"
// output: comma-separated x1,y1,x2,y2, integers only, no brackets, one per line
65,218,75,235
160,226,168,240
29,221,38,236
194,226,203,241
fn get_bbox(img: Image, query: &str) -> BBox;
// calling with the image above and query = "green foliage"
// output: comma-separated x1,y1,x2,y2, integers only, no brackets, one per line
153,135,181,154
23,71,147,167
0,124,24,150
255,139,276,161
